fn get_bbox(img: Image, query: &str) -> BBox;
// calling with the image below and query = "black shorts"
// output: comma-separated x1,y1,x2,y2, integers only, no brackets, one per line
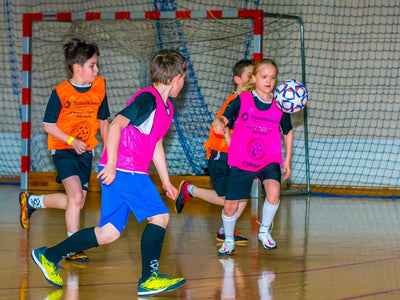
51,149,93,191
225,163,281,200
207,150,229,197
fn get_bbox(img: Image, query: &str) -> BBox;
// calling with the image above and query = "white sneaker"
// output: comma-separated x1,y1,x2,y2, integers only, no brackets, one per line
258,230,277,250
218,239,235,256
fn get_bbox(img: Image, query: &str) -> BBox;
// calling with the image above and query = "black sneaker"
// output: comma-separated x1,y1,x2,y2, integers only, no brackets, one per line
216,229,248,246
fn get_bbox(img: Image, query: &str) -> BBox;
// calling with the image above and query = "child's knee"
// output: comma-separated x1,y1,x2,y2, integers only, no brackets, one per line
148,213,169,228
224,201,238,216
95,224,120,245
67,194,86,209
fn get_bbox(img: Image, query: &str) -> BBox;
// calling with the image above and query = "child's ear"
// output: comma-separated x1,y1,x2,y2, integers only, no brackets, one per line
72,63,81,74
233,75,241,86
171,74,182,84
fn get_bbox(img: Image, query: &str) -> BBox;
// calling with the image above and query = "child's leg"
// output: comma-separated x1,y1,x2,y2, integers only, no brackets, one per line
42,193,68,209
218,200,239,255
261,179,280,227
258,179,280,249
137,213,186,296
62,175,87,234
28,193,68,210
45,223,119,264
19,192,67,230
192,187,224,206
140,214,169,281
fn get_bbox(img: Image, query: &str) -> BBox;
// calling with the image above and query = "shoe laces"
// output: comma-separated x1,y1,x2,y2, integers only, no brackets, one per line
222,239,235,250
42,254,63,274
151,271,169,279
256,220,274,232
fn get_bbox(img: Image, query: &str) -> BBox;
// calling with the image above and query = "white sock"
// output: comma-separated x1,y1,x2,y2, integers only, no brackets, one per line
28,194,45,208
222,211,236,241
260,200,279,232
187,184,194,196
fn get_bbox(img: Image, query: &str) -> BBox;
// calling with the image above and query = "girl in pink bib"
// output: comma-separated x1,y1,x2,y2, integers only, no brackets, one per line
213,58,294,255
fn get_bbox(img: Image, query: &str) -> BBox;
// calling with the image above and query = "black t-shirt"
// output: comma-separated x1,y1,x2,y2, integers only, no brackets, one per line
117,92,157,127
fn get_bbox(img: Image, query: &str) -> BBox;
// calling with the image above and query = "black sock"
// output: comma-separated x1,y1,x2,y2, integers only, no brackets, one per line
45,227,99,264
140,223,165,281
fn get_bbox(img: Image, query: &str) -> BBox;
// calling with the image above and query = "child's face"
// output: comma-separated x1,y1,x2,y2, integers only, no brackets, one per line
236,65,253,91
170,73,186,98
252,64,277,96
73,54,99,85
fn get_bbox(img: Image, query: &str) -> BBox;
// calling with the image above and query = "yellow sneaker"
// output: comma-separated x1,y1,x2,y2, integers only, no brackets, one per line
31,247,63,288
65,251,88,262
138,271,186,296
19,191,36,229
44,289,63,300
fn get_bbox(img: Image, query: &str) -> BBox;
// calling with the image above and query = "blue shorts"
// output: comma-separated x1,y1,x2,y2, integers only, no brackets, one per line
207,150,229,197
225,163,281,200
98,167,169,233
52,149,93,191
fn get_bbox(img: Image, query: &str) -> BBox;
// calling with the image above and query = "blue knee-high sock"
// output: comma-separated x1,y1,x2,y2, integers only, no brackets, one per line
141,223,166,281
45,227,99,264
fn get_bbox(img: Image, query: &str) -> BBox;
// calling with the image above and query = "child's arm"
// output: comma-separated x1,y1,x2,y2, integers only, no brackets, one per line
153,139,177,200
99,118,110,156
213,116,229,136
282,129,294,180
223,128,232,146
43,124,87,154
97,114,129,185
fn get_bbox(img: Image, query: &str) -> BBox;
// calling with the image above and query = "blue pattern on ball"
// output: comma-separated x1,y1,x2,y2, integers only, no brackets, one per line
274,79,308,113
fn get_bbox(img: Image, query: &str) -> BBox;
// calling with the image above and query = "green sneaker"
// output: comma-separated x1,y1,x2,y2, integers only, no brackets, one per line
138,271,186,296
31,247,63,288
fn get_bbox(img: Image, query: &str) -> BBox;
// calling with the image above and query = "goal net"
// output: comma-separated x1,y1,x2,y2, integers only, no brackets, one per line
21,11,308,192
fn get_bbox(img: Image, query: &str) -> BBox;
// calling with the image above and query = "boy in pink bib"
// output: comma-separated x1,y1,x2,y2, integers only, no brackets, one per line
31,50,188,297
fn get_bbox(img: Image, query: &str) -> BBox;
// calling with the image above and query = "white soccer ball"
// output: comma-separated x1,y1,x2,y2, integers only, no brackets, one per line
274,79,308,113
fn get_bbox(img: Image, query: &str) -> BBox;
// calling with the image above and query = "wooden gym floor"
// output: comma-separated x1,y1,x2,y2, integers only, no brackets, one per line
0,184,399,299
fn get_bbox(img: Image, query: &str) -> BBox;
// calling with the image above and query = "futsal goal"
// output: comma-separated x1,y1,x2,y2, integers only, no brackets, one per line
21,10,309,194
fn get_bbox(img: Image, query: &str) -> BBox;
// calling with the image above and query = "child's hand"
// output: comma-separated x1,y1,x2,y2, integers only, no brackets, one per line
71,139,88,155
213,119,227,136
97,164,116,185
162,181,178,200
282,160,292,180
